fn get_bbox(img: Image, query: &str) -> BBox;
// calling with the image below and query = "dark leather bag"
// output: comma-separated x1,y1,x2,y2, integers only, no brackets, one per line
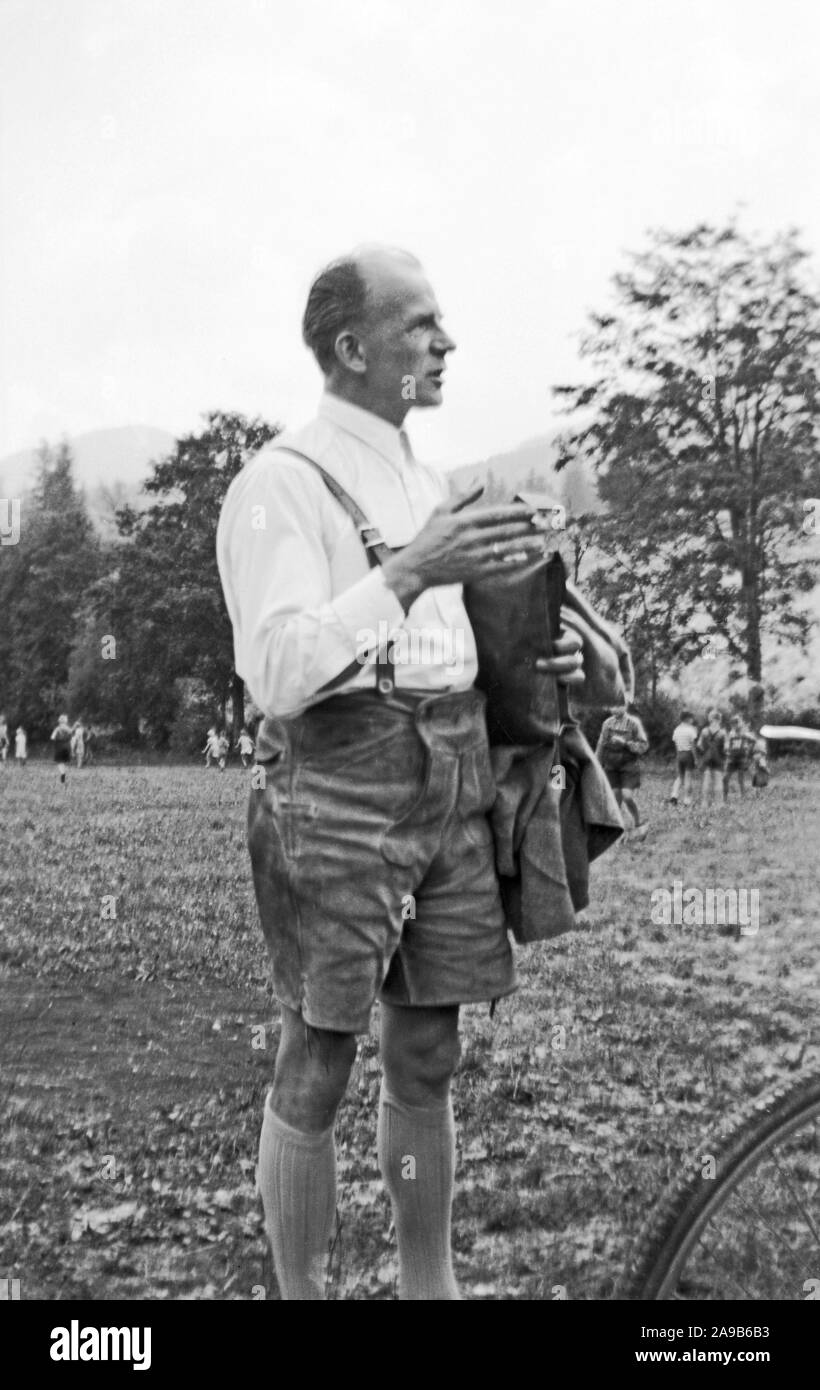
465,547,570,745
464,494,634,746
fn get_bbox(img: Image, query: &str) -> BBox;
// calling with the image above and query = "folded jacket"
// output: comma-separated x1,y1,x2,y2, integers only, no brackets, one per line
491,725,624,943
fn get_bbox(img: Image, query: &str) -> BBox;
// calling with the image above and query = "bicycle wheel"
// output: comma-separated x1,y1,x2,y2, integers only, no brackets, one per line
618,1071,820,1300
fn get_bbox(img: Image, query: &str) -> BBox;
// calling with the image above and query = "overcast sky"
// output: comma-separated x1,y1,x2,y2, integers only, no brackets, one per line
1,0,819,466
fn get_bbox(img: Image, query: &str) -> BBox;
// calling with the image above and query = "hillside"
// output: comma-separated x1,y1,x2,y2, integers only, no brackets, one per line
445,431,601,514
0,425,176,540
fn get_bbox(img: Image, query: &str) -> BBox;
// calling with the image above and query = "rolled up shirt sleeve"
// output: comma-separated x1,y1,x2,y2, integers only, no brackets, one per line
216,451,407,716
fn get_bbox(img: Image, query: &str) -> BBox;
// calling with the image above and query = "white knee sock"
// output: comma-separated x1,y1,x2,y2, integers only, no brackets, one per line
377,1081,460,1300
256,1094,336,1301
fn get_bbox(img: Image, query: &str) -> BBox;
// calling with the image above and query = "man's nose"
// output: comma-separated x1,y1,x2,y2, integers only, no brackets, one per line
432,330,456,355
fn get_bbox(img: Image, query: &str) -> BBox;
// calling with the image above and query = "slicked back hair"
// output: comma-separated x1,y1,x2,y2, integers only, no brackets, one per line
302,246,423,374
302,257,368,374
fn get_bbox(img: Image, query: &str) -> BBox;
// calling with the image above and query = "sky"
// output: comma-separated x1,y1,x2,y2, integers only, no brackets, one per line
1,0,819,466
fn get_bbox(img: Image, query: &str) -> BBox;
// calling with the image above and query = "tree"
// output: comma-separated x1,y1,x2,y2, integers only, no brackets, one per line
554,223,820,719
0,441,101,732
84,412,280,745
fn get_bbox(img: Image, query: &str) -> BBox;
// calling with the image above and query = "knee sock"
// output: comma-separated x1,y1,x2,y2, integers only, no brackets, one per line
256,1093,336,1301
377,1081,460,1301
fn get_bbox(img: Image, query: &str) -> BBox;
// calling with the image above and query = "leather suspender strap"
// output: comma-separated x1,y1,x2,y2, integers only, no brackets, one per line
272,446,399,695
543,551,570,774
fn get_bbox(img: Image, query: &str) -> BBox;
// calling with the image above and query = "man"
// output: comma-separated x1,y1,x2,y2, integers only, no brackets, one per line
217,245,589,1301
595,701,650,839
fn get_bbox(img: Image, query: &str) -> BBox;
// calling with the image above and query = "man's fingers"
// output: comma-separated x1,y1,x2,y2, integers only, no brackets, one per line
468,519,545,545
551,629,583,655
467,503,534,527
535,652,584,675
448,483,486,512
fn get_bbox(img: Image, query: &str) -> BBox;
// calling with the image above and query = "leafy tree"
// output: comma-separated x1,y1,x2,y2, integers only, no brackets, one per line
554,222,820,718
77,412,280,745
0,441,100,733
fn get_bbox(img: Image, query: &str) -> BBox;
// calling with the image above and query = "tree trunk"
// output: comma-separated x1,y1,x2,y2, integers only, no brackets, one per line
230,672,244,742
744,563,764,725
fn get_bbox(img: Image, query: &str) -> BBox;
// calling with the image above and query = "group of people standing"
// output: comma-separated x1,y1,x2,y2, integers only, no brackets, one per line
202,725,255,770
0,713,94,783
594,701,769,834
670,708,768,805
49,714,93,783
0,715,27,765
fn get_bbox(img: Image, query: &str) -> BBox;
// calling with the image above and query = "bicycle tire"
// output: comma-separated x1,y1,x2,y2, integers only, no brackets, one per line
617,1070,820,1300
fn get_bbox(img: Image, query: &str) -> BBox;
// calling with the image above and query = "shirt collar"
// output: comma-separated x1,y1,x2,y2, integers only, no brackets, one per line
319,392,412,469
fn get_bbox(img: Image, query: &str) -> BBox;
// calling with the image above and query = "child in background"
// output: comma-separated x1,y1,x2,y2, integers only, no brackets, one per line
236,727,255,768
202,727,220,768
50,713,73,785
751,732,770,791
14,725,27,765
669,708,698,806
71,718,86,769
595,701,650,840
723,713,755,799
0,715,8,763
697,708,726,805
217,732,230,771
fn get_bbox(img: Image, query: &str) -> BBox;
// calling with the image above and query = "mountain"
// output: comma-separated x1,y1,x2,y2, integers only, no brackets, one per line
444,430,602,514
0,422,603,537
0,425,176,540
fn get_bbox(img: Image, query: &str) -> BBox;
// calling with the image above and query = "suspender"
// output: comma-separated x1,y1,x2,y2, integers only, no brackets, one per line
543,551,571,755
272,446,400,696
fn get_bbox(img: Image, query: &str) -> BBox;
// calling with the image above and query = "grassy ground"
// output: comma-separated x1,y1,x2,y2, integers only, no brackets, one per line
1,755,818,1300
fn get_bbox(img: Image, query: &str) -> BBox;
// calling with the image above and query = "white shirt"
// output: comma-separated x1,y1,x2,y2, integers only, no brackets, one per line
216,393,478,717
673,721,698,753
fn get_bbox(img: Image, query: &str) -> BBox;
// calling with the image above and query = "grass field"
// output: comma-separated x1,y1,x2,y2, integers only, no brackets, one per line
1,755,818,1300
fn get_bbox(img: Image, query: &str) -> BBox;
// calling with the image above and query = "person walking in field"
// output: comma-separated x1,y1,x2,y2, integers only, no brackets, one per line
216,244,612,1301
751,731,769,791
236,727,255,768
14,725,27,765
697,708,727,806
217,731,230,770
723,713,754,799
0,714,9,764
595,701,650,839
202,727,220,768
71,718,86,769
669,708,698,806
50,713,73,785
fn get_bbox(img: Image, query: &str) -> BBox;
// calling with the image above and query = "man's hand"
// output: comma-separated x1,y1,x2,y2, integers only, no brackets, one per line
381,484,548,609
534,605,585,688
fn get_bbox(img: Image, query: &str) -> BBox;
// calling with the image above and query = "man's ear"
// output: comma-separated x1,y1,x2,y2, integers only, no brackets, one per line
334,329,367,375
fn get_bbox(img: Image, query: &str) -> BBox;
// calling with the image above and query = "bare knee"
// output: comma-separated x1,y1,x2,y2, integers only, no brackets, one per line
381,1006,461,1107
272,1009,357,1132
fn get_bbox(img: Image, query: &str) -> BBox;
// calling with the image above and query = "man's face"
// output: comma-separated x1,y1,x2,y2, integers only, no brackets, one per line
356,256,456,414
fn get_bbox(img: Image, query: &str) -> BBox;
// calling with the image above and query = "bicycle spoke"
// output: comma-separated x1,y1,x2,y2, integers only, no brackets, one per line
692,1227,757,1301
724,1182,808,1266
626,1078,820,1303
770,1150,820,1246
